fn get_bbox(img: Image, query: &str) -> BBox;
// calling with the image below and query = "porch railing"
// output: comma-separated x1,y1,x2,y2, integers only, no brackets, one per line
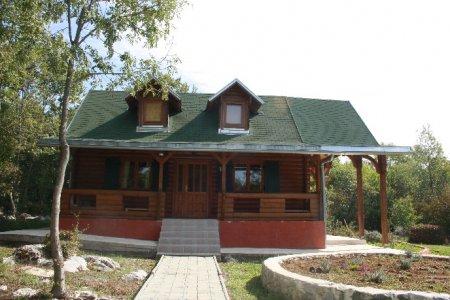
61,189,163,219
221,193,320,220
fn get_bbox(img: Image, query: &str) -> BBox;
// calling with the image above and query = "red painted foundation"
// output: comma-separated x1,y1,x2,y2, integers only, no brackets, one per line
60,217,325,248
219,220,325,249
60,217,162,241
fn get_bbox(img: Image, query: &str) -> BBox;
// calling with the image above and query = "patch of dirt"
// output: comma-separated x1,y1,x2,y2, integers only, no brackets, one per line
282,253,450,294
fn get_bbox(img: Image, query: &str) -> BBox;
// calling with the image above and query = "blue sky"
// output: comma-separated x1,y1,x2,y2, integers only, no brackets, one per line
115,0,450,156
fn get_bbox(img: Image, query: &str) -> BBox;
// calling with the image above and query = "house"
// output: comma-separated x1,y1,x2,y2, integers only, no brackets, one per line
43,79,410,254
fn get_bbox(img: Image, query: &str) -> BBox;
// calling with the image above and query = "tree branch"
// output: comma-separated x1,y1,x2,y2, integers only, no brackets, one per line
66,0,73,44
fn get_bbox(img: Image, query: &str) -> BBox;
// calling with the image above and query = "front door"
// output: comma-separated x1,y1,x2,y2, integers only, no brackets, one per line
172,160,210,218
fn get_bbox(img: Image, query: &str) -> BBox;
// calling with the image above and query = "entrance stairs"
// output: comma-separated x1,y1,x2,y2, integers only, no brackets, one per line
157,219,221,256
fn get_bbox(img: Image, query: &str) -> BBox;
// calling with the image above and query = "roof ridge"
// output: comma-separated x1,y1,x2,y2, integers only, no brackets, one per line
285,97,305,144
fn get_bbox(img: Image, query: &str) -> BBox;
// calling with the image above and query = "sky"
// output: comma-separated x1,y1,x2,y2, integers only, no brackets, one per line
119,0,450,156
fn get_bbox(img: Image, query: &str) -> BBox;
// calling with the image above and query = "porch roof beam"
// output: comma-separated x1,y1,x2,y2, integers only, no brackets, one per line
41,138,412,155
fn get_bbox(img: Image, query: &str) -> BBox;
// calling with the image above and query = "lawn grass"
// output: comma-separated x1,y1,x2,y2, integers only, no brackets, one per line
372,241,450,256
0,218,50,232
220,258,284,300
0,244,155,299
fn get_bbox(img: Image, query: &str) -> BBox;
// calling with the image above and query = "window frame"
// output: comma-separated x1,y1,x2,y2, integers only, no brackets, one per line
120,158,155,191
220,100,248,130
232,163,264,192
71,195,96,210
139,98,168,127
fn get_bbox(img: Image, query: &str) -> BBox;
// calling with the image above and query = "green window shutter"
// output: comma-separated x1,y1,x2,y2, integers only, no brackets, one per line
151,161,159,191
264,161,280,193
226,162,234,192
104,157,121,189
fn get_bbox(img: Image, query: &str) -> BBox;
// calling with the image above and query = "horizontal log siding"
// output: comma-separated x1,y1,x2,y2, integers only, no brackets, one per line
61,189,160,219
223,193,319,220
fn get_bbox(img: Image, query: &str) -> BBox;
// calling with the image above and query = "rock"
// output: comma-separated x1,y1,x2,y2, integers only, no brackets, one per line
12,287,39,298
13,244,44,262
18,212,32,220
37,257,53,267
74,290,97,300
122,269,148,282
0,285,7,293
64,256,88,273
84,255,120,272
2,256,15,265
21,266,54,278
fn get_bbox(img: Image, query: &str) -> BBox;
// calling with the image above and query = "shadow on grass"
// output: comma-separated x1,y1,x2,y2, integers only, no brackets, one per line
245,276,285,300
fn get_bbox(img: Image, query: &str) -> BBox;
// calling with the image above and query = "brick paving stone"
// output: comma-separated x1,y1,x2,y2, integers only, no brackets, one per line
134,256,228,300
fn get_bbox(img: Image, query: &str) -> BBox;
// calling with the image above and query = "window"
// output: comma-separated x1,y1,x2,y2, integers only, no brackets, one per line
225,104,242,125
123,196,149,211
285,199,310,212
233,164,263,192
71,195,96,209
121,160,154,190
233,198,260,213
143,100,163,123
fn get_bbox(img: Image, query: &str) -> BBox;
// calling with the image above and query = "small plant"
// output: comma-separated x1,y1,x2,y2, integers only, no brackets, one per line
348,256,364,271
405,250,413,258
43,222,82,259
366,270,386,284
364,230,382,243
318,259,331,274
399,258,412,270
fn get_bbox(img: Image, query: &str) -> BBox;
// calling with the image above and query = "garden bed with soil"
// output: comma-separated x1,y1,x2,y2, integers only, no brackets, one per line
262,252,450,300
282,253,449,294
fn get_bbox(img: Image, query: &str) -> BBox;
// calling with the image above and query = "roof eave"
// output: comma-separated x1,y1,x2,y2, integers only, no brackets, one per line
40,138,411,155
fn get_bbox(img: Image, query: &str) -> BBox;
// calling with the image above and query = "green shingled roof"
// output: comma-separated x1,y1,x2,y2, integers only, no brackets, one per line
66,90,379,148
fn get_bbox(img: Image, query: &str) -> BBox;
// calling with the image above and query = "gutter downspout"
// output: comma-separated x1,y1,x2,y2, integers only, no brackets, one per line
320,155,335,237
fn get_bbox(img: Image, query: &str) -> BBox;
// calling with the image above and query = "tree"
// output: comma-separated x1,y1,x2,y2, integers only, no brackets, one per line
0,1,65,216
42,1,187,297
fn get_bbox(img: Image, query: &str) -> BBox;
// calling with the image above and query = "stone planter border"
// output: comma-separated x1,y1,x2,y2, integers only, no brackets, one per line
261,251,450,300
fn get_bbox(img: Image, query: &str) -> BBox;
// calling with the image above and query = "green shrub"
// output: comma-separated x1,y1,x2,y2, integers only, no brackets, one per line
389,197,418,231
0,218,50,232
408,224,446,245
364,230,382,243
399,258,412,270
326,219,358,238
366,270,386,284
318,260,331,273
43,227,81,259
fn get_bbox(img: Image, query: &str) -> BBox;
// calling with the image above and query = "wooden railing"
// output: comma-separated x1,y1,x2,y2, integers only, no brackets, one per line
221,193,320,220
61,189,163,219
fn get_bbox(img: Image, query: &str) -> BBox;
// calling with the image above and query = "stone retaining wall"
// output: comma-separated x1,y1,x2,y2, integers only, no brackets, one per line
261,251,450,300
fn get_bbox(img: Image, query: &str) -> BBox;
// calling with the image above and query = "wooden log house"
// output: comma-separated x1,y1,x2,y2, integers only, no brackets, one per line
43,79,410,249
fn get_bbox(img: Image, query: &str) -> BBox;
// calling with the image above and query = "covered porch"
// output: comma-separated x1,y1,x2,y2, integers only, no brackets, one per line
60,147,392,247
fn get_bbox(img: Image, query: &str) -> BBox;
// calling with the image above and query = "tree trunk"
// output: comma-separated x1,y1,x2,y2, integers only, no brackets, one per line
9,191,16,217
50,58,74,298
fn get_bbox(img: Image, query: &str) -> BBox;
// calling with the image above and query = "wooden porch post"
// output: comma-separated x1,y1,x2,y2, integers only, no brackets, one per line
155,152,173,220
351,156,365,237
220,161,227,220
212,153,234,220
378,155,389,244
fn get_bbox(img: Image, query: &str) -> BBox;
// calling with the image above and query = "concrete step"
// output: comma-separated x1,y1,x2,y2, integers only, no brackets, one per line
157,218,221,256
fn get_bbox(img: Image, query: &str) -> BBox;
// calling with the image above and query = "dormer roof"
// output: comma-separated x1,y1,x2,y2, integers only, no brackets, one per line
206,79,264,112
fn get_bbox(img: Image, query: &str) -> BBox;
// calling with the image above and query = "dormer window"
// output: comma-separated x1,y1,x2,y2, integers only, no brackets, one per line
124,81,182,133
142,99,167,126
206,79,264,135
225,104,243,126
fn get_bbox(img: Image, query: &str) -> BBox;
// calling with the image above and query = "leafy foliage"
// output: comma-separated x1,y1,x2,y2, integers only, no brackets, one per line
364,230,382,243
328,126,449,235
408,224,446,245
43,227,81,259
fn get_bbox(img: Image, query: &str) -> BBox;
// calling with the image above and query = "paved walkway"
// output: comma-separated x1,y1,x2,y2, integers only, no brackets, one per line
0,229,157,255
134,256,229,300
